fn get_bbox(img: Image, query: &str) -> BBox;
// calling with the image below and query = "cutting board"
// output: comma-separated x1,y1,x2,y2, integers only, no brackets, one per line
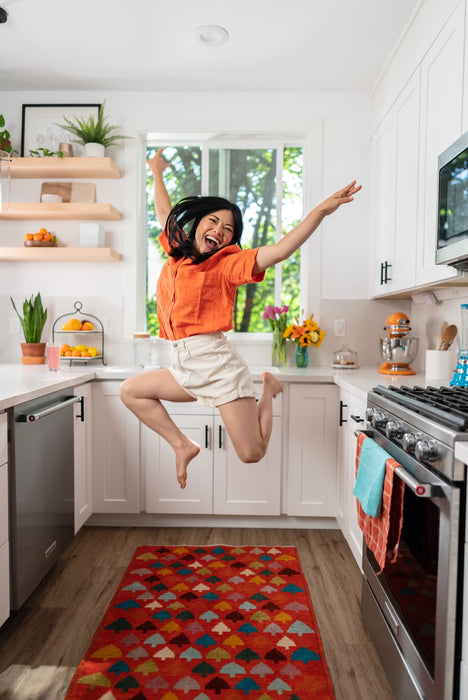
40,182,96,203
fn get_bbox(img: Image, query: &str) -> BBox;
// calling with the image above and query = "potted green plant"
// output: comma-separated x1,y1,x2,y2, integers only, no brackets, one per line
55,100,131,157
0,114,13,153
11,293,48,364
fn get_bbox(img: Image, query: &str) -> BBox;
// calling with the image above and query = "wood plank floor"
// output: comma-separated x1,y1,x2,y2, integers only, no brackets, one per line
0,526,394,699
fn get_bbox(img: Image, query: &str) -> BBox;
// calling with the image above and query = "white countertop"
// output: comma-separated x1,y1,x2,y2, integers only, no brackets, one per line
0,361,434,411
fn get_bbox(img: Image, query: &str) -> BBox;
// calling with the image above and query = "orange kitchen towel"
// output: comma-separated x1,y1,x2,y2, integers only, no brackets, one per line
355,432,405,574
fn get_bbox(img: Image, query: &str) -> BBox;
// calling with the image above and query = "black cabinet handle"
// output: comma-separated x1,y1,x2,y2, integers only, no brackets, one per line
205,425,209,449
380,260,393,285
339,400,347,426
350,414,364,423
219,425,223,449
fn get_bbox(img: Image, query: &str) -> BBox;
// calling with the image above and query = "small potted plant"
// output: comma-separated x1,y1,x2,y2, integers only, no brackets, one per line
0,114,13,153
11,293,48,364
55,100,131,157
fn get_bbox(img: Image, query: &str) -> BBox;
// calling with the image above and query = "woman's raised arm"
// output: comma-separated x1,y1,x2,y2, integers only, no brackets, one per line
253,181,361,274
147,148,172,229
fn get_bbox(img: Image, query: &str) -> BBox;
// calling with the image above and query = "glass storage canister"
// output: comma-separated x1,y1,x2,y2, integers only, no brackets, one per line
133,332,152,368
332,344,359,369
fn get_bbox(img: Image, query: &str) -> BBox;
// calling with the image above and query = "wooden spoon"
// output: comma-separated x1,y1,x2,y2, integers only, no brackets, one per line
440,324,457,350
436,321,448,350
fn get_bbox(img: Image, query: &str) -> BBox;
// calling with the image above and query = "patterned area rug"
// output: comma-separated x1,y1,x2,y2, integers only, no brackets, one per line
65,545,335,699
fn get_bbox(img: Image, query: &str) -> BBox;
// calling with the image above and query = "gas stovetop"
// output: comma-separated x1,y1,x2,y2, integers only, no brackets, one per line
373,384,468,432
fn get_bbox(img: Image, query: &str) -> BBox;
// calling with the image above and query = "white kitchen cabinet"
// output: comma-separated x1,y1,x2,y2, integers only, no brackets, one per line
213,415,282,516
144,385,282,516
286,383,338,517
370,69,420,296
336,389,366,568
0,411,10,627
74,383,93,532
143,410,215,515
92,381,140,513
416,1,465,287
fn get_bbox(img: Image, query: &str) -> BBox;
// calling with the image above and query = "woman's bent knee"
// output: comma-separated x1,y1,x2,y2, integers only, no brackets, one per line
236,444,266,464
119,378,135,406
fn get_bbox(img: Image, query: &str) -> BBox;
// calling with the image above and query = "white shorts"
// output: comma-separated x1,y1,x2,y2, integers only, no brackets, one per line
168,331,257,407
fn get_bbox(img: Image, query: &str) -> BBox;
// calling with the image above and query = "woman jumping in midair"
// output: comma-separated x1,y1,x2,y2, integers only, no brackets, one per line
120,149,361,488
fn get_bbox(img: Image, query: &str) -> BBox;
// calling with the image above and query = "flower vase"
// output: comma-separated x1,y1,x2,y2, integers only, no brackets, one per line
272,328,287,367
295,345,309,368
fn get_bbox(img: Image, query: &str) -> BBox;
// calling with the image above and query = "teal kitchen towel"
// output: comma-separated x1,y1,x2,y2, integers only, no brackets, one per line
353,437,389,517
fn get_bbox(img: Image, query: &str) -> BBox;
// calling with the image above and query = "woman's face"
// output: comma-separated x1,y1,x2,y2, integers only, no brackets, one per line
194,209,235,255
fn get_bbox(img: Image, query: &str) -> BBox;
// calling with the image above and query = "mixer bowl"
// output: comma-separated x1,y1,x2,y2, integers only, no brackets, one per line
380,336,419,366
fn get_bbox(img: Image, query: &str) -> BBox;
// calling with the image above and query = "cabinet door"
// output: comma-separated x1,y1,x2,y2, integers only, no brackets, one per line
371,70,420,296
74,383,93,533
213,416,281,516
143,415,213,514
286,384,338,517
370,113,396,295
92,381,140,513
416,2,464,286
0,540,9,627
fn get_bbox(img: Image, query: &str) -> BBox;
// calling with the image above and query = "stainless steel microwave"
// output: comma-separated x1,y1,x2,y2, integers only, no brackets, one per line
436,130,468,270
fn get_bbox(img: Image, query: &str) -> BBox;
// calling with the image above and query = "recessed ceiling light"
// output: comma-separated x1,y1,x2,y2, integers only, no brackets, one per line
195,25,229,48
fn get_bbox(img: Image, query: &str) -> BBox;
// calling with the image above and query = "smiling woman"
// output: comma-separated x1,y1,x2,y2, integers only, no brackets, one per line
144,138,305,335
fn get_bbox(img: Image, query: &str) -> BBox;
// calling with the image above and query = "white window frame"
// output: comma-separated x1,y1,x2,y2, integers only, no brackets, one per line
136,131,311,335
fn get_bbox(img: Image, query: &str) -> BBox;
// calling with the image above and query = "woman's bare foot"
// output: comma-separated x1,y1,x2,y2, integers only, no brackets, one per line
262,371,283,398
175,439,200,489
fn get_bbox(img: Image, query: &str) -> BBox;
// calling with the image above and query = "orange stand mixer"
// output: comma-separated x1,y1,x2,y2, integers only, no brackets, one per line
379,312,419,375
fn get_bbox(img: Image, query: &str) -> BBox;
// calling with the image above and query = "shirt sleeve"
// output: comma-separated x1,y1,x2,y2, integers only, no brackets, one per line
221,247,265,286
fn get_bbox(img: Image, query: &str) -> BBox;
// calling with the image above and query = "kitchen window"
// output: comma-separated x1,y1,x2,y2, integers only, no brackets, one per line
143,134,304,335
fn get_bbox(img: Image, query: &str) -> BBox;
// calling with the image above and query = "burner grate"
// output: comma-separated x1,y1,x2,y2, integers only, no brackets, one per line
373,385,468,431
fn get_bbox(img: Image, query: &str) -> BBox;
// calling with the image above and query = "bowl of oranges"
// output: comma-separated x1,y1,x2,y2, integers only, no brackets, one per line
24,228,57,247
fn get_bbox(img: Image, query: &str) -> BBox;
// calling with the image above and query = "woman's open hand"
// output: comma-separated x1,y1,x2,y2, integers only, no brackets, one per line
147,148,171,177
318,181,362,216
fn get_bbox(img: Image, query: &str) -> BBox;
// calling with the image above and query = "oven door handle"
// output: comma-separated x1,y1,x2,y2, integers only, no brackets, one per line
354,429,440,498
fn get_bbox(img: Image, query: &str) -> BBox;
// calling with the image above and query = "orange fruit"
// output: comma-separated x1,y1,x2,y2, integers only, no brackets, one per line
33,233,43,241
39,227,48,234
72,350,81,357
25,233,34,241
64,351,73,357
81,321,94,331
80,351,90,357
62,318,83,331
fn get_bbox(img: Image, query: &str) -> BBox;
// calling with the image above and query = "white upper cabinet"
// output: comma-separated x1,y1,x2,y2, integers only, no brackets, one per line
416,1,465,286
370,70,420,296
370,0,466,296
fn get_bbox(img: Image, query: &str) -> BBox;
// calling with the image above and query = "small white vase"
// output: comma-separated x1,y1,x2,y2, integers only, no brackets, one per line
85,142,105,157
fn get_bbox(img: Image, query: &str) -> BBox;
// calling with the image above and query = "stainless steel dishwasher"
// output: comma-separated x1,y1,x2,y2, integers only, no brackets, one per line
8,388,83,609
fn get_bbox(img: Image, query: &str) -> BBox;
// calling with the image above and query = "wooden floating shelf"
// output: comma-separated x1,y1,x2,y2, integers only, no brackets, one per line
0,247,122,262
10,157,121,179
0,202,121,220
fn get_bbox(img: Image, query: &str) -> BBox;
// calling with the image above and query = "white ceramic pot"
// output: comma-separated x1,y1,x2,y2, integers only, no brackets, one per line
85,142,105,157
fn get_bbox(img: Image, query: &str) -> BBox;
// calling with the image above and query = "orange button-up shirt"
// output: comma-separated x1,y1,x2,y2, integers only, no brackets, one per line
156,231,265,340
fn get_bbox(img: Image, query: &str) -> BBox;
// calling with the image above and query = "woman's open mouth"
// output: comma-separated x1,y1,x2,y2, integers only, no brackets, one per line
205,235,220,250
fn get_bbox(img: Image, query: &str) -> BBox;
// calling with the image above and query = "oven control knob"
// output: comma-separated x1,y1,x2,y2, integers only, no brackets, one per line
371,410,388,428
385,421,404,439
365,407,375,422
402,432,417,453
415,439,437,462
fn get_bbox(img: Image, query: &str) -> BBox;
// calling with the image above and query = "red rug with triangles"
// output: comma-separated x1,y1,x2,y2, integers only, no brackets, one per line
65,545,335,699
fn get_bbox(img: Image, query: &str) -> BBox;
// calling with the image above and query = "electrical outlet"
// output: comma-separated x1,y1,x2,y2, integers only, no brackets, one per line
10,316,20,334
334,319,346,337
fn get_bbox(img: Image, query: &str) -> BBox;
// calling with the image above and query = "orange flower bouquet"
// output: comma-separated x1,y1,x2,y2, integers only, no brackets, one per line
283,315,325,367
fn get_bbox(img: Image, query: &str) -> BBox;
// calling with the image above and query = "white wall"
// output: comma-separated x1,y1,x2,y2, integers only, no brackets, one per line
0,89,372,366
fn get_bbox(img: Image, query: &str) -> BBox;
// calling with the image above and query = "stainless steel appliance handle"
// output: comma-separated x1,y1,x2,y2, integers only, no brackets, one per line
24,395,83,423
354,428,439,498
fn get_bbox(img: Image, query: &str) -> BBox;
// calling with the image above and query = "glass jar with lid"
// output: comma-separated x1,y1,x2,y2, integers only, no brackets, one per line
133,332,152,368
332,344,358,368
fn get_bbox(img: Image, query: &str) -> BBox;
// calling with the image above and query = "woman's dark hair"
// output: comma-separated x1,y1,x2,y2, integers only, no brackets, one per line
165,195,243,263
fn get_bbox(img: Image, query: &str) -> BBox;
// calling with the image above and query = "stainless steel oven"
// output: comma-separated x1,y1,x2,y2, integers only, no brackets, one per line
359,385,467,700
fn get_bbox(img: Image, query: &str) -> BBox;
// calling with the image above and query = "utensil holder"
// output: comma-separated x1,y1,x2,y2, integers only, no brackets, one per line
425,350,454,381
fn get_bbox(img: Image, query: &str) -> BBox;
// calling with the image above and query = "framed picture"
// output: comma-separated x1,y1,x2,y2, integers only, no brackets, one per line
21,103,101,156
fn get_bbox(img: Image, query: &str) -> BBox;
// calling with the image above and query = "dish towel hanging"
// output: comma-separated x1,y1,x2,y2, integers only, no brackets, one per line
354,431,405,574
353,434,389,516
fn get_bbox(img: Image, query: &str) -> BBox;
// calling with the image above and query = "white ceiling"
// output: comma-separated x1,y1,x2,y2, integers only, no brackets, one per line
0,0,420,92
